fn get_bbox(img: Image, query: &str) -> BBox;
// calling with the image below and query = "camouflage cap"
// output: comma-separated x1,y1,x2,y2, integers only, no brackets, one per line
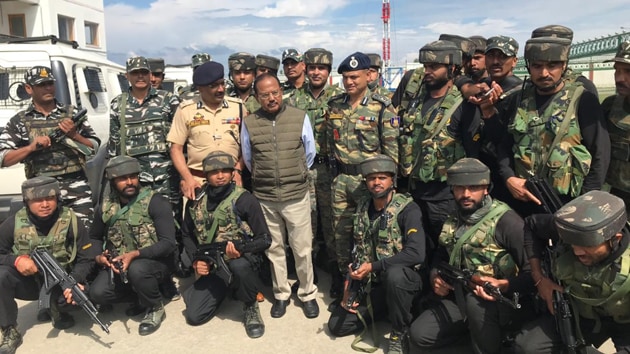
418,40,462,66
191,53,212,69
531,25,574,41
282,48,302,63
202,151,236,173
303,48,333,67
126,56,150,73
439,34,476,57
21,176,60,201
446,158,490,186
25,66,56,86
255,54,280,71
360,155,397,178
468,36,487,53
605,41,630,64
554,190,627,247
147,58,165,73
485,36,519,57
525,37,571,62
105,156,141,179
228,52,256,71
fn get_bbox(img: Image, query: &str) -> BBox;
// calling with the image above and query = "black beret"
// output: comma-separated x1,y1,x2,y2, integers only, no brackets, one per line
193,61,225,86
337,52,371,74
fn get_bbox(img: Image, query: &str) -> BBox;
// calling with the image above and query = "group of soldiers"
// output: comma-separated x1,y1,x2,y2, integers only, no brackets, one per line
0,22,629,354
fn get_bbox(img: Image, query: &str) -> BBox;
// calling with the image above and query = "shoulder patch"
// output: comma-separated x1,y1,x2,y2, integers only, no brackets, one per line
328,93,346,104
371,93,392,107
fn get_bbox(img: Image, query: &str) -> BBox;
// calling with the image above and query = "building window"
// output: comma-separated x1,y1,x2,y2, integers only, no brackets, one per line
58,15,74,41
8,14,26,37
84,22,99,46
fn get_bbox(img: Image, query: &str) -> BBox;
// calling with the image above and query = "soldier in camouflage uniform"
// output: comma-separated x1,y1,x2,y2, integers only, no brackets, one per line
410,158,534,354
0,177,96,353
327,155,425,354
179,53,212,101
495,37,610,216
148,58,166,90
89,156,177,336
226,52,259,114
515,190,630,353
399,40,467,247
180,151,271,338
327,52,399,280
366,53,392,97
255,54,280,77
281,48,307,99
0,66,100,226
603,41,630,214
287,48,344,296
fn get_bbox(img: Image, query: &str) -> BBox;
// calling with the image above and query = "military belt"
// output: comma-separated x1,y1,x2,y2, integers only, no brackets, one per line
314,154,329,165
611,142,630,162
189,168,206,178
338,162,361,176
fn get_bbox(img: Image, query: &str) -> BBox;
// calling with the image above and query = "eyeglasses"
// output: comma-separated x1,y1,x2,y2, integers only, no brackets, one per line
257,90,281,100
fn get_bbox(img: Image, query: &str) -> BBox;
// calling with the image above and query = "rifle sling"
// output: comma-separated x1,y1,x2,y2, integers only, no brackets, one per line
350,277,379,353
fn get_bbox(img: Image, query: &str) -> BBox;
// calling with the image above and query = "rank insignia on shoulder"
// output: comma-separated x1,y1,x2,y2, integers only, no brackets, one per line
372,93,392,106
390,116,400,127
361,97,369,106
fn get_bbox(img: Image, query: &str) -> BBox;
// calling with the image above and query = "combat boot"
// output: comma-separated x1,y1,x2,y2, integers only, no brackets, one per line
387,329,407,354
50,302,75,330
0,326,22,354
243,302,265,339
138,303,165,336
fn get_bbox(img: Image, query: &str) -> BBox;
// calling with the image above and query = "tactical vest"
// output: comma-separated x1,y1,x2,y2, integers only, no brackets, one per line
192,186,253,245
606,95,630,193
13,207,78,266
405,87,465,181
438,200,517,278
352,193,413,266
399,68,424,116
555,245,630,324
23,109,85,178
120,89,171,157
508,83,591,197
101,187,158,253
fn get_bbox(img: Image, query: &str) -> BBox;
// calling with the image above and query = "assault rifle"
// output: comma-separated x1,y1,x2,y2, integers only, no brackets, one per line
105,249,128,285
193,183,207,205
436,261,521,310
48,108,88,142
30,248,111,333
193,239,261,284
525,176,563,214
345,244,366,309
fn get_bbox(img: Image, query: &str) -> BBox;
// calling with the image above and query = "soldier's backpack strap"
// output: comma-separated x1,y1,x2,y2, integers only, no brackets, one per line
118,93,128,156
372,93,392,153
537,85,585,177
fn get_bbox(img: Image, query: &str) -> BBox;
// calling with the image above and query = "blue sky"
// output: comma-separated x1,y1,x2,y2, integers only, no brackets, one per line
102,0,630,69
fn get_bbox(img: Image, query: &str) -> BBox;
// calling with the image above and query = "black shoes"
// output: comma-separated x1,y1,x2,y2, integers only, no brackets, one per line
138,303,165,336
302,299,319,319
243,303,265,339
270,299,290,318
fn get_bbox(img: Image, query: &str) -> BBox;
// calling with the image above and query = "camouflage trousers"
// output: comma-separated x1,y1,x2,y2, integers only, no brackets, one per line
55,172,93,228
332,173,367,272
310,162,335,262
137,153,181,222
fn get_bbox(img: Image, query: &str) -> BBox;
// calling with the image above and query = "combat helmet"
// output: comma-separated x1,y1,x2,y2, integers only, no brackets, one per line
524,37,572,62
554,190,627,247
202,151,236,173
418,40,462,66
255,54,280,72
439,34,476,58
105,156,141,179
228,52,256,72
604,41,630,65
191,53,212,69
531,25,574,41
360,155,397,178
303,48,333,69
21,176,60,202
446,158,490,186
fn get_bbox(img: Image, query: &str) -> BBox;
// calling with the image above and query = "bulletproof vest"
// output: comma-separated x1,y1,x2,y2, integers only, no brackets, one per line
405,86,465,181
192,186,253,247
606,95,630,193
119,89,171,157
399,68,425,116
438,200,517,278
289,84,344,155
564,68,583,86
508,83,591,197
554,245,630,323
353,193,413,267
101,187,158,253
22,109,85,178
13,207,78,266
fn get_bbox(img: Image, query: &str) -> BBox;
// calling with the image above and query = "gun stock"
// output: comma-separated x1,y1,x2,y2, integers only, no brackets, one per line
525,177,563,214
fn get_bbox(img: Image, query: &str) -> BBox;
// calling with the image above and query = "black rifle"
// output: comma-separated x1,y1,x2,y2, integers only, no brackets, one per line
48,108,88,142
436,261,521,310
30,248,111,333
193,239,261,284
105,248,128,285
525,176,563,214
345,244,366,309
193,183,207,206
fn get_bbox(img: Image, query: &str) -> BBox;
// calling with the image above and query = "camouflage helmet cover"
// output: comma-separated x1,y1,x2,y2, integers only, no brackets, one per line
360,155,397,178
228,52,256,71
554,190,627,247
202,151,236,173
604,41,630,65
468,36,487,53
446,158,491,186
191,53,212,69
439,34,476,57
255,54,280,71
524,37,571,62
105,156,141,179
303,48,333,67
531,25,574,41
418,40,462,66
21,176,60,201
366,53,383,69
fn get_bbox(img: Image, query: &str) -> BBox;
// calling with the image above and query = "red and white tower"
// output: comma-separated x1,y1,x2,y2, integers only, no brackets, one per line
381,0,391,68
